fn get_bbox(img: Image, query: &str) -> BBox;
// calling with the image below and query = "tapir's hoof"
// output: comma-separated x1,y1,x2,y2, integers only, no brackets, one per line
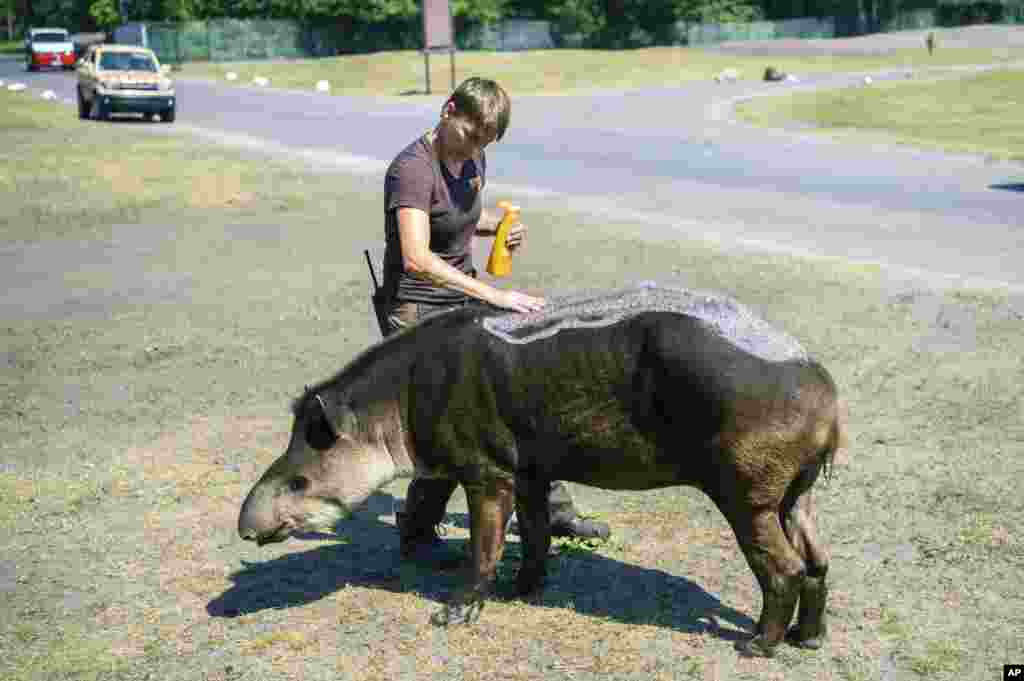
786,627,824,650
430,600,484,627
736,635,778,658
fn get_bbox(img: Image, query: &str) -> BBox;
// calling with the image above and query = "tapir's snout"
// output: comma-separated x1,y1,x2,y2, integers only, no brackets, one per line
238,480,282,545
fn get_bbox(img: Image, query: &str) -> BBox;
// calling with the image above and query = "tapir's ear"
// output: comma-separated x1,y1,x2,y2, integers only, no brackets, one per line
305,397,339,451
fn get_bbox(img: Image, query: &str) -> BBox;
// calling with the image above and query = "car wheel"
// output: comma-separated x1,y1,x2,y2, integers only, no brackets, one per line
77,88,88,120
162,108,175,123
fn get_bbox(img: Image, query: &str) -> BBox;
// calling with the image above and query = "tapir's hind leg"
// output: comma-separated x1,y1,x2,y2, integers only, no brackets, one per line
782,489,829,649
719,502,806,658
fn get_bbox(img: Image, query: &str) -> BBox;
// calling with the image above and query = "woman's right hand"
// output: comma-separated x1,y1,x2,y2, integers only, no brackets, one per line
490,289,545,314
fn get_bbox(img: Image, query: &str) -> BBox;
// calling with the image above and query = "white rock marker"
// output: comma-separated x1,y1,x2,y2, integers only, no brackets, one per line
714,68,739,84
252,76,269,87
41,90,57,100
226,71,238,81
316,80,330,92
7,83,26,92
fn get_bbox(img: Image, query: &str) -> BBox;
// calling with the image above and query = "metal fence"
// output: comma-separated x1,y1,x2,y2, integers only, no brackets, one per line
117,12,1024,65
684,17,837,45
462,20,556,51
145,19,309,64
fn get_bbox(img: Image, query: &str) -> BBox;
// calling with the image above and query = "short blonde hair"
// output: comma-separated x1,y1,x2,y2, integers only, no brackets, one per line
447,77,511,143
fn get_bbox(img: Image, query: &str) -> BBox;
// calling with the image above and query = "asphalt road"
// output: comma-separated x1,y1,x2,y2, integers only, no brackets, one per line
4,56,1022,293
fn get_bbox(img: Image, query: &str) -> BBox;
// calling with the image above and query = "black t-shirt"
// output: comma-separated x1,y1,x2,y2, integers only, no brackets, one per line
383,134,486,306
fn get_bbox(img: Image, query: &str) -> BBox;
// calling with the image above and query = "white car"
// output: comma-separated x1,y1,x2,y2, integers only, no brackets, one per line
77,44,176,122
25,27,76,71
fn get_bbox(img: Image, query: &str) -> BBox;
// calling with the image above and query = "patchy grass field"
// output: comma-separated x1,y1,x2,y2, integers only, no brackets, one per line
178,45,1024,96
0,93,324,240
2,86,1023,681
735,67,1024,160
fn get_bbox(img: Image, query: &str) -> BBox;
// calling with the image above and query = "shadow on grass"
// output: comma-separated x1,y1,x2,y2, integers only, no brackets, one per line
990,183,1024,193
94,116,169,125
208,492,754,644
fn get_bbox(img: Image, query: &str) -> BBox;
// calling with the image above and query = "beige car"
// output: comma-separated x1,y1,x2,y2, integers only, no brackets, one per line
76,44,176,122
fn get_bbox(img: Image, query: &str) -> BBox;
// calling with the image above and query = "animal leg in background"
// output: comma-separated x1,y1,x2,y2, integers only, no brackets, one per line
434,478,515,626
513,474,553,597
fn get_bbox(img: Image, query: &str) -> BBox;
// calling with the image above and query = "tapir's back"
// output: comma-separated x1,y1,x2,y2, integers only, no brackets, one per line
469,283,822,489
479,282,808,364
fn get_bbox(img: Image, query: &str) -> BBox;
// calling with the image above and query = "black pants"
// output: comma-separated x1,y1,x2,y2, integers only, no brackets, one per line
404,477,579,531
380,299,581,528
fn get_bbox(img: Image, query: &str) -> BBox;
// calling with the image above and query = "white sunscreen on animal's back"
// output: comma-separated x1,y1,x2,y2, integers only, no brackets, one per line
481,281,808,363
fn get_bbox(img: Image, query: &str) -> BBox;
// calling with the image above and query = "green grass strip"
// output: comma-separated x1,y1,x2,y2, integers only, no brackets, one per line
179,46,1024,96
736,67,1024,160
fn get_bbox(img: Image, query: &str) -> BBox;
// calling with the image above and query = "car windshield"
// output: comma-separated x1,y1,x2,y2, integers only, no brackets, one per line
99,52,158,72
33,32,68,43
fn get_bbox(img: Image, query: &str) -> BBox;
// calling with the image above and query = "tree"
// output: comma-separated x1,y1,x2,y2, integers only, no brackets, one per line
6,0,15,39
89,0,117,27
677,0,761,22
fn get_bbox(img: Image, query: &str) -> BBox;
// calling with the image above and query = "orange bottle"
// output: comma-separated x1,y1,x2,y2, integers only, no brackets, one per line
486,201,519,278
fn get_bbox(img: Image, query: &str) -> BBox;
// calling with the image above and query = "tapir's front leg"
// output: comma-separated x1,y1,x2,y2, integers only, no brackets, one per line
432,478,515,626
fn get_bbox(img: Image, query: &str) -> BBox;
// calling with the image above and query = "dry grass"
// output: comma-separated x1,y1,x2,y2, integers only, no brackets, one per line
0,90,319,240
179,45,1024,96
1,70,1021,681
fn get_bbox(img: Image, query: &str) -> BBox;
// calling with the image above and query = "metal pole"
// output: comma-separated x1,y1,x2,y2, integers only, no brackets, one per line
424,51,431,94
449,48,455,91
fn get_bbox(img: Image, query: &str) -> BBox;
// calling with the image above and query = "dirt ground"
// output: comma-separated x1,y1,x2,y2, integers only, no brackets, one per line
2,29,1023,681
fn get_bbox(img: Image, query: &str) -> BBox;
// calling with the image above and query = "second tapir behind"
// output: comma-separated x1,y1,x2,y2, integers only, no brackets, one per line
238,282,847,657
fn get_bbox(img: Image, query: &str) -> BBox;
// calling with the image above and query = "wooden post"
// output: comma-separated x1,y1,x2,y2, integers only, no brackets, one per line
422,0,455,95
424,51,431,94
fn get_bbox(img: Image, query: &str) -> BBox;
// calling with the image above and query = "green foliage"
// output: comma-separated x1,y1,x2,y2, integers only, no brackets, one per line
26,0,77,28
453,0,505,25
88,0,120,29
679,0,763,22
161,0,193,22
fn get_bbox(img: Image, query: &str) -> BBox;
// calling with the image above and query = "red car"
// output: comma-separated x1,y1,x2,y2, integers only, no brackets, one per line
25,27,76,71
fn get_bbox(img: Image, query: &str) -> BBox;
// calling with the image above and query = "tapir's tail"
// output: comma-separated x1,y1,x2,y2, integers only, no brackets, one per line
807,360,847,484
822,399,848,483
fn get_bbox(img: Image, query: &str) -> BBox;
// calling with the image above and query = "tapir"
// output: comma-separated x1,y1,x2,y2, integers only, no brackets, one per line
238,283,847,657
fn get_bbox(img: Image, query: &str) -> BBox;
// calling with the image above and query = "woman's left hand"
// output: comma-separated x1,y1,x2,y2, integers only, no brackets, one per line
505,220,526,251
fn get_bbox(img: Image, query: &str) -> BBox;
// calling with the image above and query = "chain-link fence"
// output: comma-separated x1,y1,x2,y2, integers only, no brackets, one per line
117,11,1024,65
145,19,309,64
461,20,556,51
684,17,837,45
138,18,422,64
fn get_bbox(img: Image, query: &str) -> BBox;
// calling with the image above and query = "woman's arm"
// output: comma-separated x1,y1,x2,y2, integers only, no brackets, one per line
398,207,543,312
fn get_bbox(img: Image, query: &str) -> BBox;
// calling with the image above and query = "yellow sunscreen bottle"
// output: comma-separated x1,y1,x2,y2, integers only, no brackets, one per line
485,201,520,278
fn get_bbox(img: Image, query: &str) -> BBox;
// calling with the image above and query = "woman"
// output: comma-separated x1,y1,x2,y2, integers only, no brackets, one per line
380,77,610,567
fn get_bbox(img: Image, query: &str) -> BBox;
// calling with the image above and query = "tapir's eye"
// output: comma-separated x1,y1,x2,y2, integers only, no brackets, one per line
289,476,310,493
